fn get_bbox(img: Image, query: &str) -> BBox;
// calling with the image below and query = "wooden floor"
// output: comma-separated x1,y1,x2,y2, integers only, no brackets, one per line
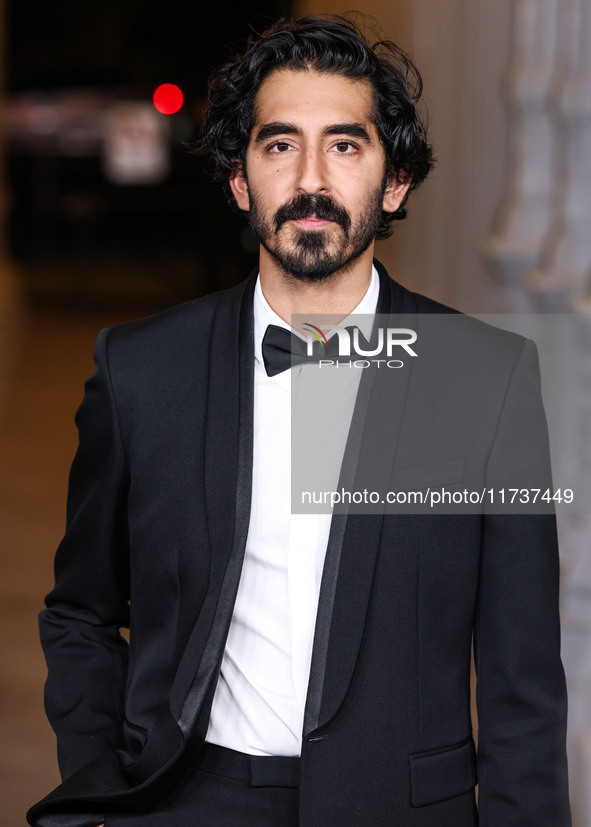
0,303,132,825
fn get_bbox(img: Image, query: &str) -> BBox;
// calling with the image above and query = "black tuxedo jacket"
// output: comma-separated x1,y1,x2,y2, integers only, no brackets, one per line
28,262,570,826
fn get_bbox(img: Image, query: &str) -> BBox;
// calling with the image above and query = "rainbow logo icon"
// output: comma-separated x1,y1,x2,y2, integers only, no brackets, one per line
302,323,329,346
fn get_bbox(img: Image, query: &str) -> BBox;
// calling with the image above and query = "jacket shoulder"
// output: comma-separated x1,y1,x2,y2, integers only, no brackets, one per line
102,278,249,365
387,276,530,371
413,292,459,316
108,287,226,346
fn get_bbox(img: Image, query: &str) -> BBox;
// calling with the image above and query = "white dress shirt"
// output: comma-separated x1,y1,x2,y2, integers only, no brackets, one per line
206,266,379,756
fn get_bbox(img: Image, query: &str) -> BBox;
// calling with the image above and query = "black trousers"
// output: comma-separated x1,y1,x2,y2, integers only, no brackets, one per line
105,744,300,826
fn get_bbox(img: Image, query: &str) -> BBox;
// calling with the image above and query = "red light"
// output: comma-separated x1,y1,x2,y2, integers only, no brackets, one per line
153,83,184,115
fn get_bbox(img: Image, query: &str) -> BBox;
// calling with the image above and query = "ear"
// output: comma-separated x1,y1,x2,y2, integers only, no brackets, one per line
382,171,411,214
229,160,250,211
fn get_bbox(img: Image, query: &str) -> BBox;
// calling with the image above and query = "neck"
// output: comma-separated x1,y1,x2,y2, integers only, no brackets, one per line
258,245,375,327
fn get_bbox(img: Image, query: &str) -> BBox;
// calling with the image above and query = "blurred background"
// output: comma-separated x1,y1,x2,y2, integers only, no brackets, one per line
1,0,590,824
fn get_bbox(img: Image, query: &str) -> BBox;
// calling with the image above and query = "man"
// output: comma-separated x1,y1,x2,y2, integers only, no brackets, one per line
28,15,571,827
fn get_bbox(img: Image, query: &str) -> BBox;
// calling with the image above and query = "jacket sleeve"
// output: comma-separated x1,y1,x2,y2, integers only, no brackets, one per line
474,338,571,825
40,327,131,781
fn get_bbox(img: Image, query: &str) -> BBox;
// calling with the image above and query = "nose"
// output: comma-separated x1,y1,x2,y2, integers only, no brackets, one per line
295,146,329,194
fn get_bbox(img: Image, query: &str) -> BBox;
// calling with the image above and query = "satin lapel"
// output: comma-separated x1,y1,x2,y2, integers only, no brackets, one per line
173,273,256,740
204,276,255,592
304,261,418,735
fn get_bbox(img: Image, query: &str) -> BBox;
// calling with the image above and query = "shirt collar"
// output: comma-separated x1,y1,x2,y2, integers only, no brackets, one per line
253,264,380,368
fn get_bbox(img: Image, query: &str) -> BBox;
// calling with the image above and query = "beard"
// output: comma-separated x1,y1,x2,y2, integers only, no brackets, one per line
247,181,386,283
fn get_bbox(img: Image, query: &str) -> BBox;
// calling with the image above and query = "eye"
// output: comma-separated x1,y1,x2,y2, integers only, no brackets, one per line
267,141,293,153
332,141,358,154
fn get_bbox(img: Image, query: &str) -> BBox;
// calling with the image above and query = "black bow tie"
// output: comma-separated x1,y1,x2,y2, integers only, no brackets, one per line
262,323,362,377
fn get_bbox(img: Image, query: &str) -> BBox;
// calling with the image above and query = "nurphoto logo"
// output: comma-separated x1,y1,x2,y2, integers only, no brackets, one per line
301,324,418,368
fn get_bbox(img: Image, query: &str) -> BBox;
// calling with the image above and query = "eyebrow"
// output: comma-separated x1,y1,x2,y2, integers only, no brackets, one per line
254,121,373,144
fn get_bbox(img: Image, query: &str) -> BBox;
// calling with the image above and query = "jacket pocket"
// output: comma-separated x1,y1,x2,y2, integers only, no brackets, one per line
409,737,477,807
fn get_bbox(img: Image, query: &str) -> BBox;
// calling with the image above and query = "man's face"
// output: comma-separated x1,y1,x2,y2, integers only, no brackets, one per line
229,69,409,282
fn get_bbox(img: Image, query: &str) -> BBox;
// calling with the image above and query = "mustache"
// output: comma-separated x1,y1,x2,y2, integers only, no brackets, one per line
274,194,351,234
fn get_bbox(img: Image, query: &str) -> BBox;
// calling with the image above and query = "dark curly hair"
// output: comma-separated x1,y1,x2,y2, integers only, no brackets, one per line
196,15,434,238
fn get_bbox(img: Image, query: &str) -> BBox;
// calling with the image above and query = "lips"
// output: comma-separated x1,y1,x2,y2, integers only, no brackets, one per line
292,215,334,228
